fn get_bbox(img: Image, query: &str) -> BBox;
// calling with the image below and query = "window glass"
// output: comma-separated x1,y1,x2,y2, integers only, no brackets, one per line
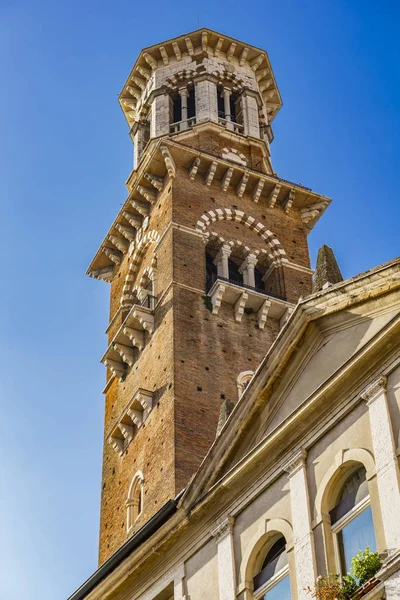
263,575,291,600
338,505,376,573
254,537,289,591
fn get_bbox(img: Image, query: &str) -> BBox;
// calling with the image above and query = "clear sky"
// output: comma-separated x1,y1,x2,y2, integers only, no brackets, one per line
0,1,399,599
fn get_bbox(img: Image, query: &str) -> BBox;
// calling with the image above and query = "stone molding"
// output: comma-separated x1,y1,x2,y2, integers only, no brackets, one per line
211,516,235,543
284,448,307,478
361,375,387,405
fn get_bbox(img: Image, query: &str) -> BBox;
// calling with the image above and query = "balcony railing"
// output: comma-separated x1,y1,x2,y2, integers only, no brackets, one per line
206,273,286,302
217,116,244,134
169,116,196,133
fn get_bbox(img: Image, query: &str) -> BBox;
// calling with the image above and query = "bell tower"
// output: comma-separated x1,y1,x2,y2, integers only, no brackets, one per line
87,28,331,565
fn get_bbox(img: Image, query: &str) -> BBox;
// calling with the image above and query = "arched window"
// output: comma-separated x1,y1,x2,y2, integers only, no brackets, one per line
330,466,376,574
126,471,144,534
253,536,291,599
237,371,254,397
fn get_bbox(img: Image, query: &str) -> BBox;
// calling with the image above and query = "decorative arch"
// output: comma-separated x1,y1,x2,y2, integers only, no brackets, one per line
196,209,288,265
237,370,254,397
121,230,160,309
314,448,376,524
126,470,144,534
239,518,294,593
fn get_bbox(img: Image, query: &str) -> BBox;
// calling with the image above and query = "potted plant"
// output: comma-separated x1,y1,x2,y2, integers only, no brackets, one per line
306,547,382,600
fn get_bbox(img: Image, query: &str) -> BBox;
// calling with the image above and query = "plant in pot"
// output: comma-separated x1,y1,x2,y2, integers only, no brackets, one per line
306,547,382,600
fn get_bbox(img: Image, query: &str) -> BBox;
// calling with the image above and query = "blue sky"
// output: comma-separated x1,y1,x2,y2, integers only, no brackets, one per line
0,1,399,599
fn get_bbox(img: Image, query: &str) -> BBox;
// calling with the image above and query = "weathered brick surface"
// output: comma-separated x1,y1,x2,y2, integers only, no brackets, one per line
98,138,313,564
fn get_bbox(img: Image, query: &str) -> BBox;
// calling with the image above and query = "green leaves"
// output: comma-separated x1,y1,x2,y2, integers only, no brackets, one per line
306,546,381,600
350,547,381,585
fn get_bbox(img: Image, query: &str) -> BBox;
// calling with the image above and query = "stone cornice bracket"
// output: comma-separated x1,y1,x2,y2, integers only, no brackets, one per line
234,292,248,322
210,283,226,315
137,185,157,203
189,157,201,181
361,376,387,405
102,247,122,265
160,145,176,178
285,448,307,478
144,172,164,191
283,188,295,213
222,167,234,192
257,299,271,329
205,161,218,186
253,178,265,203
236,173,249,199
267,183,281,208
211,516,235,543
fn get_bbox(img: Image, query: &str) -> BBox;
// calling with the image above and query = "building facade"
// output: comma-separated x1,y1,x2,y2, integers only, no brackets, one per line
70,28,400,600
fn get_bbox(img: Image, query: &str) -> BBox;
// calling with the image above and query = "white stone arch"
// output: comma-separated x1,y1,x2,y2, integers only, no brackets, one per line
121,230,160,309
196,208,287,265
126,470,144,534
237,370,254,397
239,518,294,594
314,448,376,524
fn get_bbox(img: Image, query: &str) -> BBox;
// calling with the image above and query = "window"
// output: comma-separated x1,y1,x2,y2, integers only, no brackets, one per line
206,252,218,291
237,371,254,397
172,94,181,124
330,466,376,574
253,536,291,599
126,471,144,533
187,87,195,119
228,258,243,284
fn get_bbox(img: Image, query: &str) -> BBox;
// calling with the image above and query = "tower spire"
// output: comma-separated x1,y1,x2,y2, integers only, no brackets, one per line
313,244,343,292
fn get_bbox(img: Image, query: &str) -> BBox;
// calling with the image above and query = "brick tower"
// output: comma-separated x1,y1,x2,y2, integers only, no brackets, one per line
87,28,330,565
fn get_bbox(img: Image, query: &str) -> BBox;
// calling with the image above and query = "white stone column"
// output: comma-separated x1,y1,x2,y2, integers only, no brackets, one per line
241,92,260,138
212,517,236,600
285,449,317,599
195,78,218,123
215,245,231,279
362,377,400,553
179,86,188,129
240,254,258,287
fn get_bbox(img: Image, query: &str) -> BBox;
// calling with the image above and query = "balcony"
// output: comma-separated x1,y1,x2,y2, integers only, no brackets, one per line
169,117,196,133
206,275,294,328
218,113,244,134
101,294,156,381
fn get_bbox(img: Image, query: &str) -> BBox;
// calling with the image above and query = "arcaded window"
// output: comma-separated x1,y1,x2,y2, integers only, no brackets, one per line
253,536,291,599
330,466,376,574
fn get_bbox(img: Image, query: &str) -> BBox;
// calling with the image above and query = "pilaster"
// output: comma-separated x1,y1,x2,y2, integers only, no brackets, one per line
362,376,400,553
212,517,236,600
285,449,317,599
195,78,218,123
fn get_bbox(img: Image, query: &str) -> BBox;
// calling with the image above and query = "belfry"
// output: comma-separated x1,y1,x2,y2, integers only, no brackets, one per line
87,28,330,564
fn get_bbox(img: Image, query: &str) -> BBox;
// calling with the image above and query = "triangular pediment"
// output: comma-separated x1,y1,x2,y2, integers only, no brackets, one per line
180,257,400,507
